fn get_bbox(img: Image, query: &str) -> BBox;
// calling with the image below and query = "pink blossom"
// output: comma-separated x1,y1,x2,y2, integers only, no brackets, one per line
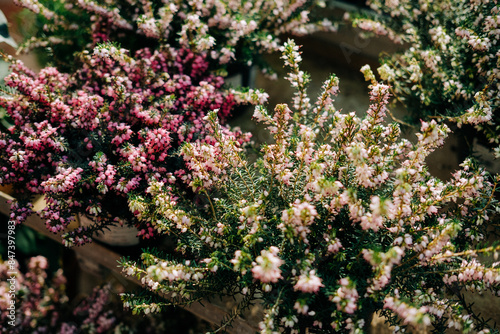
293,270,324,293
251,247,284,283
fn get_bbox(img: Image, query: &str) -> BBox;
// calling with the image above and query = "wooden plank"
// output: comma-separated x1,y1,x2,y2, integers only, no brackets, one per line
0,190,14,216
0,191,259,333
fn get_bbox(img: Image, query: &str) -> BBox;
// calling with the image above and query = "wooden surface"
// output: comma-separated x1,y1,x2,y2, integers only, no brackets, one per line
0,191,259,333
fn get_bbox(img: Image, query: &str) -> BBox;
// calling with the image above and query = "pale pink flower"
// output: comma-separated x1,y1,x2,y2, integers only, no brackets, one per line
293,270,323,293
251,247,284,283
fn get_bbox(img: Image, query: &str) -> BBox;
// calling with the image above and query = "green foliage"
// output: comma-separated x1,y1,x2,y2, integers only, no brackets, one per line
120,40,500,333
351,0,500,151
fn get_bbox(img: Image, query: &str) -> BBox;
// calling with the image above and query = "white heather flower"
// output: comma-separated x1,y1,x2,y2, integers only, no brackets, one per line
293,300,309,314
129,197,147,215
377,63,396,81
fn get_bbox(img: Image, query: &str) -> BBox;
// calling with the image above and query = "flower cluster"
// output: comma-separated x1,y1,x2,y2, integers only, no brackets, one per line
251,246,285,284
15,0,336,71
350,0,500,151
120,40,500,333
0,256,197,333
0,256,68,333
0,43,263,245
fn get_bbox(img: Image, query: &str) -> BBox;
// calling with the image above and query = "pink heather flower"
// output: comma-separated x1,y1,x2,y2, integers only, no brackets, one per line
0,255,147,332
0,43,260,245
331,278,359,314
28,255,49,270
293,300,309,315
383,296,431,327
327,237,343,253
294,270,324,293
251,246,284,283
279,200,318,242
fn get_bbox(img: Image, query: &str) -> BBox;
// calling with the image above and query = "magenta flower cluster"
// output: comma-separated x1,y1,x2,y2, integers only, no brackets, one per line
0,43,260,245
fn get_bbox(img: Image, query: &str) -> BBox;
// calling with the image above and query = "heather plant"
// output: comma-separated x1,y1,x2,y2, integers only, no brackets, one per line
14,0,336,73
1,256,68,332
349,0,499,153
120,40,500,333
0,255,195,333
0,43,266,246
